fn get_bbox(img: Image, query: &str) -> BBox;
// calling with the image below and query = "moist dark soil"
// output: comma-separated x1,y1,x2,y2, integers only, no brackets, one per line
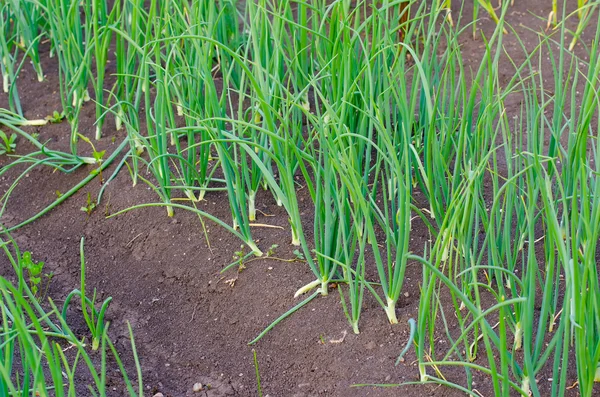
0,1,596,396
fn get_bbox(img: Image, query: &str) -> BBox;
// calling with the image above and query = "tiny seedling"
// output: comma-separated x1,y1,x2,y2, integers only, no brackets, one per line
41,271,54,301
21,251,44,297
266,244,278,257
44,110,65,124
233,245,247,272
0,130,17,154
223,244,304,274
80,192,97,216
222,245,256,274
90,148,106,183
78,133,106,183
293,249,304,260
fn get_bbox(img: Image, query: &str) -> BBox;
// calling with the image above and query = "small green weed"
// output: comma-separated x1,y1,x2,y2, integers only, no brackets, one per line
293,249,304,260
233,245,249,272
0,130,17,154
266,244,278,257
44,110,65,124
80,192,97,216
21,251,44,297
78,133,106,183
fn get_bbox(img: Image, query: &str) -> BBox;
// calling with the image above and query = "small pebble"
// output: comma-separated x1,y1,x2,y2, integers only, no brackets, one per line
153,393,164,397
192,383,203,392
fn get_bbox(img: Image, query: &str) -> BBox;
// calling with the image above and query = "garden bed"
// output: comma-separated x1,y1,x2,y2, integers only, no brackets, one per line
1,0,598,396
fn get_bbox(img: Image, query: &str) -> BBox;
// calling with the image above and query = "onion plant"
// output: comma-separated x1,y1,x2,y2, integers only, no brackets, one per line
0,3,21,113
293,124,346,298
7,0,43,81
91,0,119,140
113,0,147,133
43,0,93,154
238,0,305,226
0,0,44,113
164,1,232,202
549,0,598,50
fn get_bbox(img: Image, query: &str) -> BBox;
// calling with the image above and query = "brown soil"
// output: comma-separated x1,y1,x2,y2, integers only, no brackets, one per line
0,1,596,396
